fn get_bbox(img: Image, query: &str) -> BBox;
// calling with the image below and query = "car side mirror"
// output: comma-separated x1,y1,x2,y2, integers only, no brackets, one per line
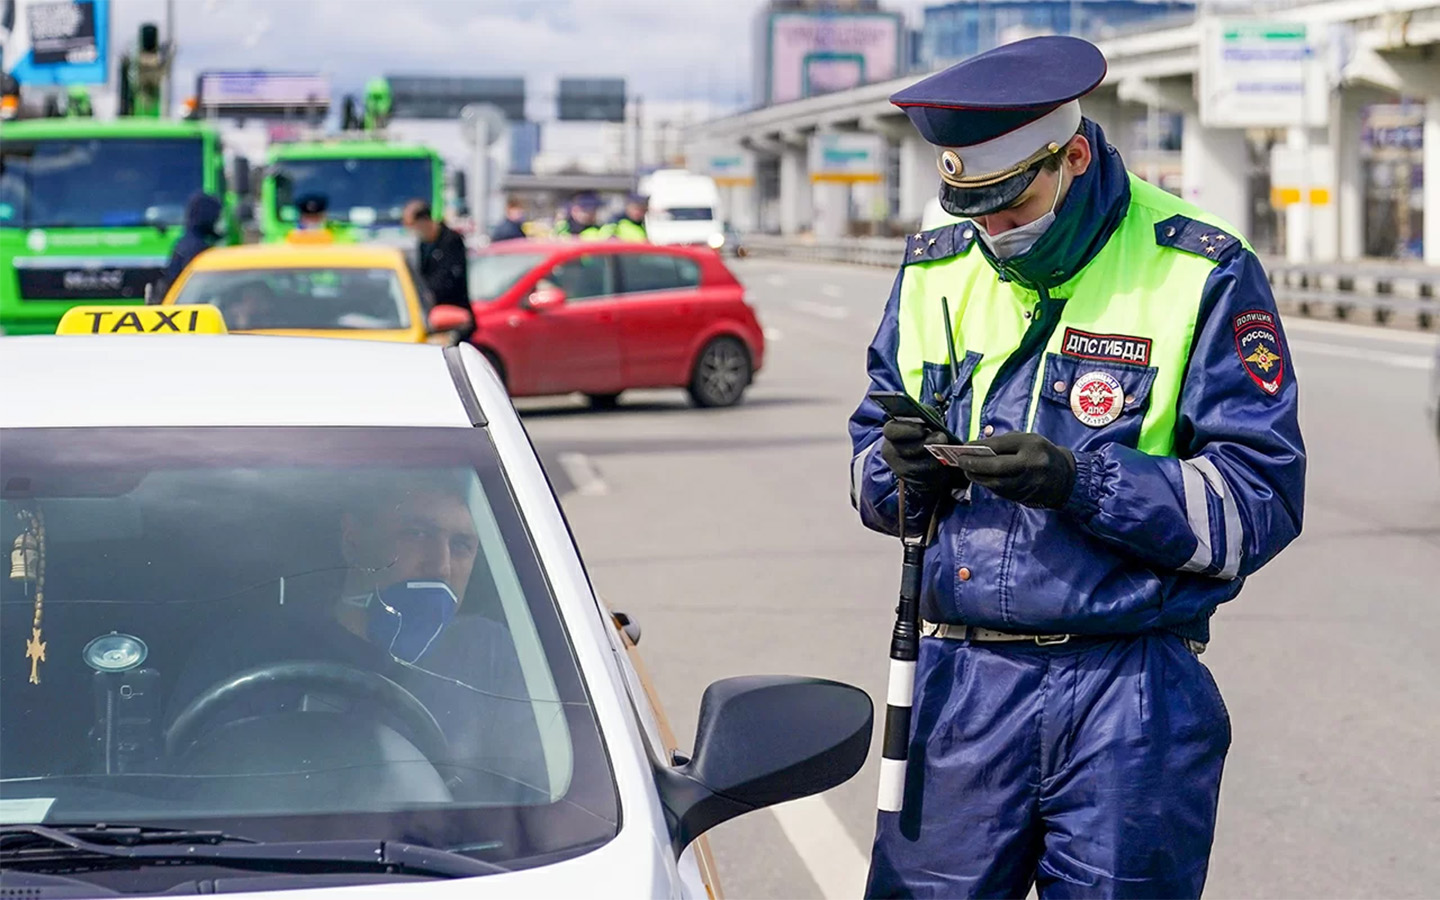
427,305,473,335
655,675,872,852
527,286,566,310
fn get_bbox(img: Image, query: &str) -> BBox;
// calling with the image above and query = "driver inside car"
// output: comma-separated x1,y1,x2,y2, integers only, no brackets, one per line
165,473,547,801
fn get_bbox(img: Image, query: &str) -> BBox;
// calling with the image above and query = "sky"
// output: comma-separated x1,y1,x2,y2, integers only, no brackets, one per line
110,0,931,114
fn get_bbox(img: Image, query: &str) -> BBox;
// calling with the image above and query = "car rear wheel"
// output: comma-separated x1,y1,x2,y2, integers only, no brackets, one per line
587,392,622,410
688,337,751,408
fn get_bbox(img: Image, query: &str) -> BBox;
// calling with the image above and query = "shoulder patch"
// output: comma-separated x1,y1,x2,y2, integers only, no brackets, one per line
903,222,977,266
1233,309,1286,396
1154,215,1243,264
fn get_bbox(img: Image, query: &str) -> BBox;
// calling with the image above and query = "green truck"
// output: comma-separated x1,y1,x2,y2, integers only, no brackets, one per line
0,117,235,335
259,140,444,244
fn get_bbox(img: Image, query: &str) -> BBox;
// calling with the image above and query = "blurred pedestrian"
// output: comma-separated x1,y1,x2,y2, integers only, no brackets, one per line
156,192,222,297
403,199,471,311
490,196,529,242
553,192,608,240
853,35,1306,899
609,194,649,242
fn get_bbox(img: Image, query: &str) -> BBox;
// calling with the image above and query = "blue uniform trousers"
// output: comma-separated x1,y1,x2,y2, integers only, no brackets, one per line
866,632,1230,899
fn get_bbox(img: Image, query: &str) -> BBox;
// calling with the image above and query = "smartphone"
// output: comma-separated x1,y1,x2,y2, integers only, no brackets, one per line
868,390,962,444
926,444,998,467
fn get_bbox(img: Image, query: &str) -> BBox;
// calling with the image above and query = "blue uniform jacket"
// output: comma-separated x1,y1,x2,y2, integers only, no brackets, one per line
849,128,1305,642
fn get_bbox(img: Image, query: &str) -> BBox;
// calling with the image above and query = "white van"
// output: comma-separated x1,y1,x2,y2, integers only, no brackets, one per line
638,169,725,249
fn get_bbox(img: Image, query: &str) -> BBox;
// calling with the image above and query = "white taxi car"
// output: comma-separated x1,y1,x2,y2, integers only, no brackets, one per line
0,306,872,897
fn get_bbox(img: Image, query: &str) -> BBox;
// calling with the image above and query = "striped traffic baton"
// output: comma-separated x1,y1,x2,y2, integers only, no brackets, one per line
878,479,924,812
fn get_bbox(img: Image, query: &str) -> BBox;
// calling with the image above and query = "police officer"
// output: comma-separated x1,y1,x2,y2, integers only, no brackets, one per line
286,193,340,244
609,193,649,242
553,192,609,240
850,36,1305,898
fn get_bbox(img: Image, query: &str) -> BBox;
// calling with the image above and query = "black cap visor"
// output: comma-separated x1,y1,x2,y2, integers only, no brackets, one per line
938,164,1042,218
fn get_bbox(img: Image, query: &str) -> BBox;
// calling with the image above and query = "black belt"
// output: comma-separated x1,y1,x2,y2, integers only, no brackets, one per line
921,620,1206,655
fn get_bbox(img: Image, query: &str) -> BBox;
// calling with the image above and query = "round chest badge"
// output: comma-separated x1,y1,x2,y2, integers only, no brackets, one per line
1070,371,1124,427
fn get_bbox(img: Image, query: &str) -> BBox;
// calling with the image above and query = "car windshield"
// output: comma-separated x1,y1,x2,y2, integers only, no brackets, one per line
0,138,204,229
271,157,433,226
0,427,617,877
174,267,411,330
470,253,547,302
659,207,714,221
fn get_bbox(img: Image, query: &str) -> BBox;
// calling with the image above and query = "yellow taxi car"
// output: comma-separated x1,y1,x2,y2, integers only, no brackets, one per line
161,244,456,343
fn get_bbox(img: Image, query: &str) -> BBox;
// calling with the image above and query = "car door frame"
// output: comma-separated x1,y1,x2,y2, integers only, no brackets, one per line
507,250,626,397
610,247,706,388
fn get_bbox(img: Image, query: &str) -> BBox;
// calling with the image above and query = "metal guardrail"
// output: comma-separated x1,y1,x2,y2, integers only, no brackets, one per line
738,234,1440,330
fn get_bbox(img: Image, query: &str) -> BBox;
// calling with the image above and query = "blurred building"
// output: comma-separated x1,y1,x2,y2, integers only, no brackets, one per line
918,1,1195,68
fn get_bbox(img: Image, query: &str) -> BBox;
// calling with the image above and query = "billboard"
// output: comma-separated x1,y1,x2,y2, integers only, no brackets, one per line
557,77,626,122
758,10,902,106
4,0,110,86
1199,21,1328,128
197,71,330,118
808,132,884,184
388,75,526,121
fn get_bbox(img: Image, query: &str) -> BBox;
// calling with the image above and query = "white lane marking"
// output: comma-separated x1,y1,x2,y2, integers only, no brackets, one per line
792,299,850,320
557,452,609,496
820,284,844,298
770,795,870,900
1284,316,1440,347
763,326,784,341
1288,339,1432,371
765,274,789,287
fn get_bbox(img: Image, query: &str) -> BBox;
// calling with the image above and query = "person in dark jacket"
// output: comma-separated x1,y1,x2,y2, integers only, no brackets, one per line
402,199,470,309
489,196,529,242
157,192,222,297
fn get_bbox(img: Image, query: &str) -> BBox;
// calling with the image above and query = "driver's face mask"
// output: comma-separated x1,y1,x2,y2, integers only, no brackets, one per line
365,580,458,663
976,169,1066,260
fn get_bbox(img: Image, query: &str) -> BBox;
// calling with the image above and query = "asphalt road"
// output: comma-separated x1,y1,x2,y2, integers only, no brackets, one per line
518,257,1440,900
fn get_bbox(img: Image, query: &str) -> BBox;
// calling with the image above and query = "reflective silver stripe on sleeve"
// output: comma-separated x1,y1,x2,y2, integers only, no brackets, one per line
1189,456,1243,580
1178,459,1214,573
851,438,882,508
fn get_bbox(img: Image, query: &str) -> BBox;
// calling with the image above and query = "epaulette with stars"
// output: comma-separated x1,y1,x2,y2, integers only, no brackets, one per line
1154,214,1244,264
903,222,978,266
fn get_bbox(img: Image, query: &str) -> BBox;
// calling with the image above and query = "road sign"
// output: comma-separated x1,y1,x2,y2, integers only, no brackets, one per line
1200,20,1329,128
388,75,526,122
557,77,626,123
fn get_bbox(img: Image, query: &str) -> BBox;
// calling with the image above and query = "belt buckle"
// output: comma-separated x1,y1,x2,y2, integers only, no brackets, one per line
1033,634,1071,646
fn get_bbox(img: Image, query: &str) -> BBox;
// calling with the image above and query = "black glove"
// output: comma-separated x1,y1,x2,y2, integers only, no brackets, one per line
946,431,1076,509
880,419,968,494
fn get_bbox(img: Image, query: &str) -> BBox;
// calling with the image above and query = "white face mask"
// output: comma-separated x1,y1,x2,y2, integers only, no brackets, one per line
976,171,1066,260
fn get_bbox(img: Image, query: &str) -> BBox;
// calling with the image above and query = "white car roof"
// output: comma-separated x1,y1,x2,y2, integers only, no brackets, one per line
1,336,493,429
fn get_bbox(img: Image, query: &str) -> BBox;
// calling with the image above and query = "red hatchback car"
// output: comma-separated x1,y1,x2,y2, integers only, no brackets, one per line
462,241,765,408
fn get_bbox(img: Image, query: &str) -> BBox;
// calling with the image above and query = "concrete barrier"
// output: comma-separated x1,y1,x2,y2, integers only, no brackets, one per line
737,234,1438,330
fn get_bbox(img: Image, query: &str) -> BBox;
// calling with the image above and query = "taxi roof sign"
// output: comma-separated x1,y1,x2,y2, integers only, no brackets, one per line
57,305,229,336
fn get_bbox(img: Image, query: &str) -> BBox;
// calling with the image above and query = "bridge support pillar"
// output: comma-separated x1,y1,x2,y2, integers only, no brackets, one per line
1180,114,1249,240
1283,125,1339,263
779,144,812,236
813,180,848,239
899,133,937,226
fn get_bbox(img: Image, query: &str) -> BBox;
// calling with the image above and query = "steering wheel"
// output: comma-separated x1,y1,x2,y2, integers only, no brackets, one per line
166,661,449,763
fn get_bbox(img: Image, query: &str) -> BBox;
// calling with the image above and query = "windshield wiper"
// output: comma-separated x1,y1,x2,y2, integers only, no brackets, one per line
0,824,507,878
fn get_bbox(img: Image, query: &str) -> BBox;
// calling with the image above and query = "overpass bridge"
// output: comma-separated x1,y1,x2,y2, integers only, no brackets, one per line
687,0,1440,264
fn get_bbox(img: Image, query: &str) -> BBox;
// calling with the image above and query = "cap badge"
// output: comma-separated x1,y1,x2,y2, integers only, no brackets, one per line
940,150,964,180
1070,371,1124,427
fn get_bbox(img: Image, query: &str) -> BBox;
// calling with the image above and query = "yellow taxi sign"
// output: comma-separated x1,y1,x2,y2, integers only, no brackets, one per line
57,304,228,336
